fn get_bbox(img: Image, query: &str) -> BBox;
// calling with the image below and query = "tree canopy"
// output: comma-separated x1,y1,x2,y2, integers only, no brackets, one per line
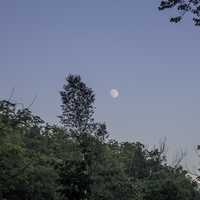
0,74,199,199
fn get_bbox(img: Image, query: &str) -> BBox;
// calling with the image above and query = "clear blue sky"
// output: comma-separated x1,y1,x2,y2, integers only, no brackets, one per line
1,0,200,165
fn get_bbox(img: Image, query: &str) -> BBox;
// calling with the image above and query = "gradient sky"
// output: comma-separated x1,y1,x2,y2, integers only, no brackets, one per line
1,0,200,167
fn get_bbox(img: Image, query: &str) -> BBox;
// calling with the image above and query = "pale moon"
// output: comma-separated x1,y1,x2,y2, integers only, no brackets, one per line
110,89,119,98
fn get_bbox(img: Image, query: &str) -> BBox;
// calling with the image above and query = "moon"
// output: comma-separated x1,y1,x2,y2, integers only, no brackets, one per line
110,89,119,98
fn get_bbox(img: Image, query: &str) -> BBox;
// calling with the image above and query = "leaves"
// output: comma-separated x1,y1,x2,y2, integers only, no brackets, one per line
59,74,95,134
0,75,200,200
159,0,200,26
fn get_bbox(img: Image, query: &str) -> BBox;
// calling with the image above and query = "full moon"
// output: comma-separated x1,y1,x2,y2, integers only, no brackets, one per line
110,89,119,98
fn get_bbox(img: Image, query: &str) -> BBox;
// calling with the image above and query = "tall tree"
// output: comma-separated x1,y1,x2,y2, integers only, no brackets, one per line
58,75,108,200
59,74,95,136
59,74,108,161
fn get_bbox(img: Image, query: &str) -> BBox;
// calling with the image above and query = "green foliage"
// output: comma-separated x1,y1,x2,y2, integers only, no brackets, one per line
58,160,92,200
0,100,60,199
59,74,95,134
141,166,200,200
0,75,199,199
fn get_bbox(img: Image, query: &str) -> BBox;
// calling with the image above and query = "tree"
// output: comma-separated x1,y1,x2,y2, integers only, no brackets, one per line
58,75,111,200
159,0,200,26
1,75,200,200
59,74,95,136
59,74,108,161
142,166,200,200
58,160,92,200
0,100,61,200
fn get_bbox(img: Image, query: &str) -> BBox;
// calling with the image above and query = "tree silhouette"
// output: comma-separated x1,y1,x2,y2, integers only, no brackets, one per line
159,0,200,26
59,74,95,136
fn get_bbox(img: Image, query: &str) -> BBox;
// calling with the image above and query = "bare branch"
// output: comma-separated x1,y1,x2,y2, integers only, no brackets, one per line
8,88,15,102
27,95,37,109
172,148,187,168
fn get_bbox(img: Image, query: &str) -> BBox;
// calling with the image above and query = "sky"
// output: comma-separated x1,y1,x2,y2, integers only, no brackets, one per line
1,0,200,167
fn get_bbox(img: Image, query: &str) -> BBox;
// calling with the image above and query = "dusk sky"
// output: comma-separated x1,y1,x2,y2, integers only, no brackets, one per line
1,0,200,166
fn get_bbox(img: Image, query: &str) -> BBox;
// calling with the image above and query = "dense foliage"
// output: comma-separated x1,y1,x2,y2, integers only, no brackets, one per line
0,74,199,199
159,0,200,25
